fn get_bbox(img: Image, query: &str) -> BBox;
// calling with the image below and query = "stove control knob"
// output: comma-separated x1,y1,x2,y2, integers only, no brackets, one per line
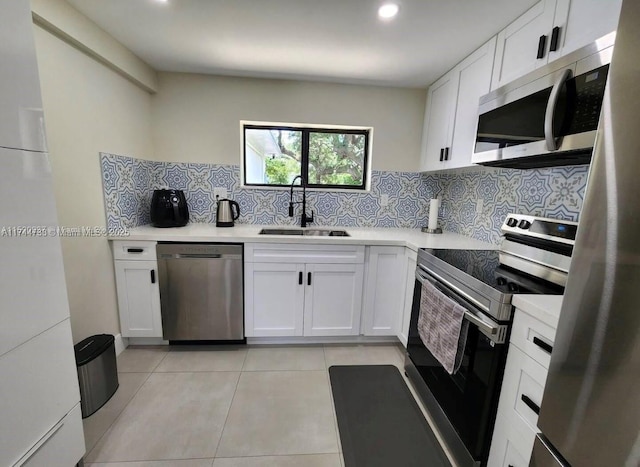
518,220,531,229
506,217,518,227
497,277,507,286
508,282,519,292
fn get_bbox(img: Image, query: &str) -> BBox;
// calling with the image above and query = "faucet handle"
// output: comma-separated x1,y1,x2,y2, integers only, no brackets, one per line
307,210,314,223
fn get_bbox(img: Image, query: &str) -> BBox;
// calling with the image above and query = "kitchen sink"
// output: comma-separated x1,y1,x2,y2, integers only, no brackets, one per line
259,228,349,237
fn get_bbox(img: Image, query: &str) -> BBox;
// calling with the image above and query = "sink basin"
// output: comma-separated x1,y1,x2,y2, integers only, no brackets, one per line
259,228,349,237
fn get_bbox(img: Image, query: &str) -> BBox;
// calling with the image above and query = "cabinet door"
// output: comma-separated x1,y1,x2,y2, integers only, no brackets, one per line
419,71,458,172
304,263,364,336
362,247,406,336
0,0,47,152
245,263,304,337
114,260,162,338
491,0,557,91
447,37,497,170
397,249,417,347
548,0,622,61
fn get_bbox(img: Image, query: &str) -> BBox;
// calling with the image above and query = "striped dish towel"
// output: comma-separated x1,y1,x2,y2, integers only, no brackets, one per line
418,280,469,374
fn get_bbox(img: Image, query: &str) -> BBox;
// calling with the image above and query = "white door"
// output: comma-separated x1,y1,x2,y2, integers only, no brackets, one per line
303,263,364,336
0,148,70,357
114,260,162,338
398,249,417,347
548,0,622,61
245,263,304,337
362,247,406,336
491,0,557,91
447,37,497,170
419,71,458,171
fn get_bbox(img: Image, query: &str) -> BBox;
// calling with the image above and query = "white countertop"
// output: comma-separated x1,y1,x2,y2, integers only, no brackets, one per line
512,294,564,329
110,224,495,252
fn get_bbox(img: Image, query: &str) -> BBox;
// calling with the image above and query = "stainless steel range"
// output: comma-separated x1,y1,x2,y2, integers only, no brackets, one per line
405,214,577,467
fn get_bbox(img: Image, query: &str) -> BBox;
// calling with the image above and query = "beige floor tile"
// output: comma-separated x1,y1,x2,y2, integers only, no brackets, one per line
155,347,247,372
87,461,213,467
216,371,339,457
212,454,341,467
86,372,239,462
323,344,404,369
117,347,168,373
83,372,150,453
242,346,325,371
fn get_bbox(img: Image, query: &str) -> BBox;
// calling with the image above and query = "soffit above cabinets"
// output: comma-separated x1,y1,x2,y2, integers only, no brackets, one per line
66,0,537,87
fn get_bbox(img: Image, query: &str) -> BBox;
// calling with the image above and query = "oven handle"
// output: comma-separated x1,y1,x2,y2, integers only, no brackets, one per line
415,268,503,340
417,264,491,314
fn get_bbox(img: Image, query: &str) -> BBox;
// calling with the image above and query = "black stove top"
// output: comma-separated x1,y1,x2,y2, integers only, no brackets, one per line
424,249,564,295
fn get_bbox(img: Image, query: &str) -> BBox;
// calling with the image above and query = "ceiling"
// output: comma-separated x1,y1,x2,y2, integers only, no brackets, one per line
67,0,538,88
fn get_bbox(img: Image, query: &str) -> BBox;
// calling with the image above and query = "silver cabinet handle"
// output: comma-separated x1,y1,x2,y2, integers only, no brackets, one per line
544,68,572,151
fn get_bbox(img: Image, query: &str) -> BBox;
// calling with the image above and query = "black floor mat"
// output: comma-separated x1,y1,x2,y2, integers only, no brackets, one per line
329,365,451,467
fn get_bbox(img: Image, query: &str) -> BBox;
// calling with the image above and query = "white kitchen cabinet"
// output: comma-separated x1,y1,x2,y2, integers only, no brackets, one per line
492,0,622,91
244,243,365,338
114,260,163,338
548,0,622,61
304,263,364,336
420,37,496,172
491,0,557,91
362,247,407,336
245,262,305,337
419,71,458,172
398,249,417,347
488,307,558,467
447,37,497,170
0,0,47,152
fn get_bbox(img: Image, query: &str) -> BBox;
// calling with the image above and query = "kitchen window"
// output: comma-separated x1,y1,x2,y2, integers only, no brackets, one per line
242,122,371,190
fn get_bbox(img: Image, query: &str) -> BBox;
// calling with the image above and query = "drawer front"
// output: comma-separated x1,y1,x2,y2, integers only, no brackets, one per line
112,241,158,261
22,403,84,467
503,345,548,429
511,309,556,368
488,345,546,467
245,243,365,264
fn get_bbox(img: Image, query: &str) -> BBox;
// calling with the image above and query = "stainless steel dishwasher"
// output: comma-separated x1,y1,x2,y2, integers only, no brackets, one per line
156,243,244,342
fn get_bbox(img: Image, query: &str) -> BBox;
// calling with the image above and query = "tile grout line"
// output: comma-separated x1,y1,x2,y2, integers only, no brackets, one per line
84,370,155,463
323,344,343,459
211,369,244,459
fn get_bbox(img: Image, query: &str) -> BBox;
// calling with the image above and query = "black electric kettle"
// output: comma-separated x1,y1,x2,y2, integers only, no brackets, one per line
150,189,189,228
216,198,240,227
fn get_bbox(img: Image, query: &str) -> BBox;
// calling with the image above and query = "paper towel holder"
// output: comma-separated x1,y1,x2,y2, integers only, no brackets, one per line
421,227,442,234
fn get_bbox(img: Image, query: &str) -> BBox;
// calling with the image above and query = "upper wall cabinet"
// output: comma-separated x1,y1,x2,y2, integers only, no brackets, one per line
420,37,496,172
547,0,623,61
0,0,47,152
491,0,622,91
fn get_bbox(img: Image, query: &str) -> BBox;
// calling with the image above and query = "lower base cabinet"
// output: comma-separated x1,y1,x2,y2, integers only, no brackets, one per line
244,244,365,337
488,308,557,466
112,241,163,338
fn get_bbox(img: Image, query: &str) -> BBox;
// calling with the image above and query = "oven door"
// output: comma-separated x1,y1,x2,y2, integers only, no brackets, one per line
406,266,509,466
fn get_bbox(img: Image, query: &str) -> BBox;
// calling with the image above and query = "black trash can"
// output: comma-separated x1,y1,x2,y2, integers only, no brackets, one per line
74,334,119,418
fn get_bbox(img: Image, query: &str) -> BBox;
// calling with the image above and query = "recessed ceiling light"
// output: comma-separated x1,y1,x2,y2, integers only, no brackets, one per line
378,3,400,20
154,0,169,3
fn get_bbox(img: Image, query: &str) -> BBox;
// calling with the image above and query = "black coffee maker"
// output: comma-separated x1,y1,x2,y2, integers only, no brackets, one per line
150,189,189,227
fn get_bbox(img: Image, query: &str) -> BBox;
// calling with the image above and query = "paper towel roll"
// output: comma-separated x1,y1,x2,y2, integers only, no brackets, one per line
428,198,439,230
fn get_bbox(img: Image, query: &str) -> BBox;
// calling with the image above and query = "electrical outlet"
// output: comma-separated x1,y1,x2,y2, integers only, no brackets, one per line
476,198,484,214
380,194,389,207
213,187,227,200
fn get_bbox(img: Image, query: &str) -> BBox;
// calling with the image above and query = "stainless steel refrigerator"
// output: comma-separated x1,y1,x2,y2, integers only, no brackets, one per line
531,0,640,465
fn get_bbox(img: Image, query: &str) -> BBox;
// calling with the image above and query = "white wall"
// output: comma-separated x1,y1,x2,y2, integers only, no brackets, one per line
33,25,154,343
151,73,426,172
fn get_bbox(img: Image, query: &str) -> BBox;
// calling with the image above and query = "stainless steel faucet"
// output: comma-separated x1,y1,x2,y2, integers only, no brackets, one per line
288,175,314,227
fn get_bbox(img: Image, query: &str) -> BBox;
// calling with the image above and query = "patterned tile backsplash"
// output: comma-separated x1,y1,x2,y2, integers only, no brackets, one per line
100,152,590,245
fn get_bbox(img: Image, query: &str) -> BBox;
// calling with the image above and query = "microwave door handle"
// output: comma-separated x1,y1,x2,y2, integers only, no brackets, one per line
544,68,572,151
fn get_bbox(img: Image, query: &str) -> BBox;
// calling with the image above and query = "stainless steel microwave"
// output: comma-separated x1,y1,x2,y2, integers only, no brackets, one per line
473,33,615,169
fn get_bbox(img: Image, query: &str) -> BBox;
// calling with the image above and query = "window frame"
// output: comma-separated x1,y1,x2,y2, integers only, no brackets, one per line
241,122,371,191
